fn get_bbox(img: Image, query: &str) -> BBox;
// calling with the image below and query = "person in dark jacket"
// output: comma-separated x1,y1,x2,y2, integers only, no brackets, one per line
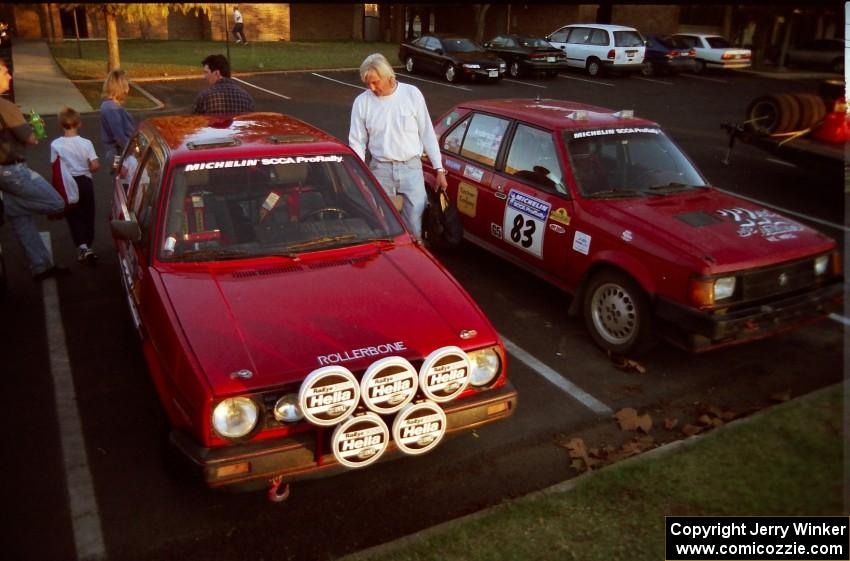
192,55,255,115
100,68,136,174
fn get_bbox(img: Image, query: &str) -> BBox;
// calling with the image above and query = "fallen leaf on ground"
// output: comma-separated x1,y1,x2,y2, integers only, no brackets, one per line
611,356,647,374
615,407,639,431
697,414,714,426
636,413,653,433
664,418,679,430
682,424,703,436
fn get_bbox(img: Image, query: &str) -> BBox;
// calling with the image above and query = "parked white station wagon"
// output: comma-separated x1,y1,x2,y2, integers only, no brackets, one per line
546,23,645,76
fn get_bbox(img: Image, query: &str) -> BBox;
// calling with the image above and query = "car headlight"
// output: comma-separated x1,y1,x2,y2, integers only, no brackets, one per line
212,397,258,439
467,347,501,387
690,276,736,307
463,63,480,69
814,255,829,276
273,393,303,423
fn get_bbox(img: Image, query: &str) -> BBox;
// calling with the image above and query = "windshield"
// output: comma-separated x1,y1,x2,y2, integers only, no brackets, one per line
614,31,644,47
563,128,707,198
519,37,554,48
706,36,732,48
444,38,482,53
159,154,405,261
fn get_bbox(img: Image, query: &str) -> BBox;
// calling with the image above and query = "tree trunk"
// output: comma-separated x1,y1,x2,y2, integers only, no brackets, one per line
105,8,120,71
473,4,490,44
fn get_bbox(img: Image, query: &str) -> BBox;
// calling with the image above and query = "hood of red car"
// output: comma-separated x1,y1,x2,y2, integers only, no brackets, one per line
590,188,834,271
159,244,495,395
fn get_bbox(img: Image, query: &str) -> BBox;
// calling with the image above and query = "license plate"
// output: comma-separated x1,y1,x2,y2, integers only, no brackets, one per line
546,56,555,63
488,70,498,78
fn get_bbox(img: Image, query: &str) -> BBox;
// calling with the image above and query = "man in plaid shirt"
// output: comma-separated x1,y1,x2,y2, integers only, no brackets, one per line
192,55,255,115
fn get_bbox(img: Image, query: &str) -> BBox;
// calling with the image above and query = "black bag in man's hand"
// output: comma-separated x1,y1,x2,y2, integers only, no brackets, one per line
422,188,462,249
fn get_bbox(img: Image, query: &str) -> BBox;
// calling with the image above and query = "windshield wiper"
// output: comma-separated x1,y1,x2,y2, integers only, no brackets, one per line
584,188,645,199
647,182,706,193
178,248,249,261
284,234,359,252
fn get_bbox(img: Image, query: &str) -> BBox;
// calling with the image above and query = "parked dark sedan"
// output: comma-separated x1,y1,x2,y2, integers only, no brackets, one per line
483,34,568,78
399,34,506,83
642,34,696,76
785,39,843,73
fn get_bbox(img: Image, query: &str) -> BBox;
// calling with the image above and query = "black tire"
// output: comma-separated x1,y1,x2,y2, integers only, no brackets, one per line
586,57,602,77
640,61,654,76
405,56,415,74
444,64,458,83
0,246,6,298
745,93,801,135
693,59,706,74
509,61,521,78
792,93,826,130
582,269,655,355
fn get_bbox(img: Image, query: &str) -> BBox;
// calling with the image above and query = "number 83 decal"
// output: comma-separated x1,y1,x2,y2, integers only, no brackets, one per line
503,190,550,258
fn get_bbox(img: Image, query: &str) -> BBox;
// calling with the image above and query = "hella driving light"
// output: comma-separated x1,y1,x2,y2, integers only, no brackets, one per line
714,277,736,301
273,394,304,423
212,397,258,439
814,255,829,276
468,347,500,387
463,63,481,69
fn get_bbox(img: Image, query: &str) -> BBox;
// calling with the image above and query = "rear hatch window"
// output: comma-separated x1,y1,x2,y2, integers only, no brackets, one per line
614,31,644,48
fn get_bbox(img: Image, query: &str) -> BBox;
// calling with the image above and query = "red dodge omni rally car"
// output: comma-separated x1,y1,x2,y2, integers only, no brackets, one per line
109,113,517,498
425,99,842,355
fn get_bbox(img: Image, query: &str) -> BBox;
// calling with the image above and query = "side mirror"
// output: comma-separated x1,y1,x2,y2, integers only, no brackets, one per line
483,42,491,48
435,48,444,55
110,218,141,242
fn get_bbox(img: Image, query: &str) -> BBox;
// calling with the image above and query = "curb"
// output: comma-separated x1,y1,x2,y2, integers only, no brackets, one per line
66,80,165,113
337,382,845,561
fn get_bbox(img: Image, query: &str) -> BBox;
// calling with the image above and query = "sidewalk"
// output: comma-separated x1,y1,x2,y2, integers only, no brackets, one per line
11,39,93,114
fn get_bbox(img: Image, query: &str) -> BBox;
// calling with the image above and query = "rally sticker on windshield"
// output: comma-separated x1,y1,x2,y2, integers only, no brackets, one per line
184,155,342,172
571,127,661,140
716,207,804,241
503,190,551,258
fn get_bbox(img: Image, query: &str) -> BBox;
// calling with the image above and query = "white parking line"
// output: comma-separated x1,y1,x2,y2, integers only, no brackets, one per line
40,232,106,561
679,73,727,84
503,78,547,89
231,77,291,100
396,72,472,91
829,313,850,326
311,72,366,90
555,74,615,87
500,335,613,415
714,187,850,233
766,157,798,168
633,76,674,86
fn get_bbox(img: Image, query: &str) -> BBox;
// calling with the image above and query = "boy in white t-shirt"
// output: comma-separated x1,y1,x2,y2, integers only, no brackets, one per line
50,107,100,263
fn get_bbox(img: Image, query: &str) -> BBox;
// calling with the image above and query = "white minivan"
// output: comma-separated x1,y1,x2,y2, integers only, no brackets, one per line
546,23,645,76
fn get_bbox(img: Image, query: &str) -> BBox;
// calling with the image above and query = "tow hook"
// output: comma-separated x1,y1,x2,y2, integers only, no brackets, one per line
267,475,291,503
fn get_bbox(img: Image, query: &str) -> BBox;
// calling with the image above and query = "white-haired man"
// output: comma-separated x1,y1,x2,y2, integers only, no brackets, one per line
349,53,447,240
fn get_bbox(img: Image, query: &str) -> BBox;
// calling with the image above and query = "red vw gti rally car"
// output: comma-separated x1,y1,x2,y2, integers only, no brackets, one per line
109,113,517,498
424,99,842,355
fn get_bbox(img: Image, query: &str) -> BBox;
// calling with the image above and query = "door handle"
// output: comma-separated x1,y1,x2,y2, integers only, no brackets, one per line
495,192,507,200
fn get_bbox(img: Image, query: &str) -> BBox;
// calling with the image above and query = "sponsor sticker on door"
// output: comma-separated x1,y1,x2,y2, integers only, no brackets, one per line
503,190,551,258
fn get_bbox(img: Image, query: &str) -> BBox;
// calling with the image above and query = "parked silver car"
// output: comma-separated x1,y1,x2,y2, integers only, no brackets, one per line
786,39,843,74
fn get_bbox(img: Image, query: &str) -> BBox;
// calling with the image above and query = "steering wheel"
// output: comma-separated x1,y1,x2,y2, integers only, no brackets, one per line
302,207,349,221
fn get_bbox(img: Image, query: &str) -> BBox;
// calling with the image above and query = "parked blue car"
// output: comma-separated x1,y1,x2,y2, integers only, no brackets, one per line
641,34,696,76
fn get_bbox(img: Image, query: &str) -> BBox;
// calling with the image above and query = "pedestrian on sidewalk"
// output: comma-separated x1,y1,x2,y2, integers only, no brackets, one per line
232,6,247,45
50,107,100,265
192,54,255,115
0,61,70,280
348,53,447,240
100,68,135,175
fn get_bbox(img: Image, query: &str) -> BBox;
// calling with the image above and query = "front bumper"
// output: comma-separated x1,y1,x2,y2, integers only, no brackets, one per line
462,66,504,79
171,382,518,488
654,280,843,352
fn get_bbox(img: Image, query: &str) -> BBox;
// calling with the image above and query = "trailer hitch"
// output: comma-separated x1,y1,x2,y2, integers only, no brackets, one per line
267,475,291,503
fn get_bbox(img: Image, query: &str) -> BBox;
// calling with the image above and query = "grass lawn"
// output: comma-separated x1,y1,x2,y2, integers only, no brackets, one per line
50,39,399,80
345,385,845,561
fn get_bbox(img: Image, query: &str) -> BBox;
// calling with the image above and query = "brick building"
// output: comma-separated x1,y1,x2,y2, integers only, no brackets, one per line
1,3,839,60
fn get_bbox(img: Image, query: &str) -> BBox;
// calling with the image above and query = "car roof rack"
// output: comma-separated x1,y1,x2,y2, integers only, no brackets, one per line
566,110,589,120
186,137,240,150
612,109,634,119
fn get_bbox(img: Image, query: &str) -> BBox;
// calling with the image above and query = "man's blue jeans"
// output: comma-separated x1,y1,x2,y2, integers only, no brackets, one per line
370,158,426,239
0,163,65,275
